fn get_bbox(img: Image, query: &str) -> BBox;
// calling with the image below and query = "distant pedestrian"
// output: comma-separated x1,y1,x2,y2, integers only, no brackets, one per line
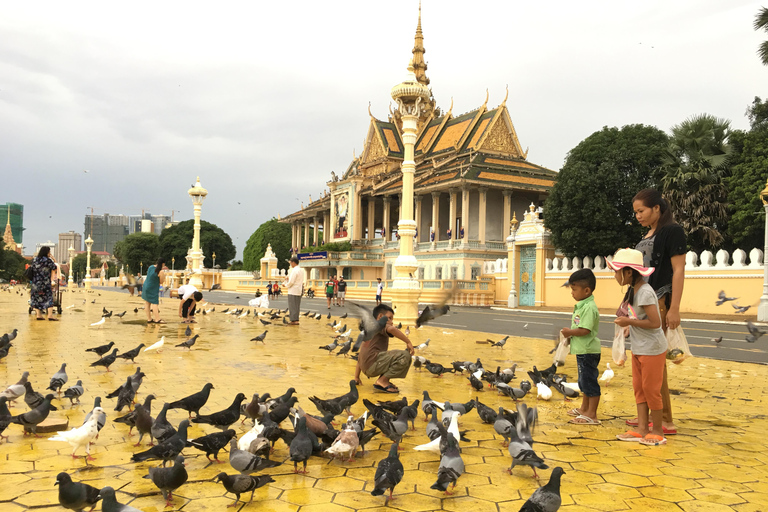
375,278,383,305
325,278,335,309
144,258,166,324
337,276,347,307
137,274,144,296
29,246,58,321
284,255,304,324
333,275,340,306
268,281,274,299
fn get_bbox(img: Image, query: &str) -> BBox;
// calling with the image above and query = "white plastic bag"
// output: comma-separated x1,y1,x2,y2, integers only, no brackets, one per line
666,326,692,364
612,324,627,366
553,333,569,367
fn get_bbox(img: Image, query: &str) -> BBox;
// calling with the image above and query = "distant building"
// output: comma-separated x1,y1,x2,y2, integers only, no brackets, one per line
35,241,57,258
84,214,129,255
57,231,82,263
0,203,24,245
151,214,172,235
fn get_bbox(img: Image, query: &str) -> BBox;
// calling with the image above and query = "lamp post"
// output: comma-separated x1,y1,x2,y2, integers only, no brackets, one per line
84,235,94,289
758,179,768,322
67,245,74,289
506,212,519,308
212,252,216,269
172,257,175,271
140,261,143,277
187,177,208,288
387,60,430,327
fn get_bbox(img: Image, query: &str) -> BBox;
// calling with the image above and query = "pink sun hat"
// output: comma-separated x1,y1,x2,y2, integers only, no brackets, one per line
607,248,655,277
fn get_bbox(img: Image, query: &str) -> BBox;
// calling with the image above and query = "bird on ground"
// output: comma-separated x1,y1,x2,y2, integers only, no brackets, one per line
55,472,101,511
494,407,514,446
144,455,188,508
259,319,271,326
536,382,552,401
421,390,440,420
116,344,144,363
523,323,529,330
192,393,246,430
319,339,339,353
23,382,44,409
251,330,268,343
0,397,10,442
500,381,532,401
349,302,389,341
131,420,189,466
475,399,498,424
373,407,409,444
269,396,299,424
712,337,723,344
97,486,141,512
598,364,614,386
519,467,565,512
425,362,454,377
115,394,155,437
50,407,105,461
336,339,353,357
48,364,68,393
115,311,127,318
416,339,431,350
1,329,18,343
489,335,509,348
289,417,318,474
90,317,105,328
430,432,464,494
229,438,281,474
468,373,484,391
107,368,145,399
189,429,237,463
1,371,29,402
176,335,199,349
507,426,548,478
215,473,275,507
371,443,403,502
716,290,738,306
0,343,12,361
733,303,752,313
351,332,365,353
82,397,107,438
549,377,579,401
114,377,137,412
85,341,115,356
151,403,176,443
325,422,360,462
168,383,214,418
415,411,465,454
241,394,267,425
63,381,85,405
11,393,57,436
143,336,165,353
185,326,192,336
90,349,119,372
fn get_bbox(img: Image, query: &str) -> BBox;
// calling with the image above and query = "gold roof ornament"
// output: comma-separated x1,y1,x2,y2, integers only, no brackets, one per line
761,178,768,206
510,211,519,232
412,0,429,86
3,206,17,251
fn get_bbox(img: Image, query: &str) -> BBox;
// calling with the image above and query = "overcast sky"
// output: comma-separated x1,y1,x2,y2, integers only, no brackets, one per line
2,0,764,260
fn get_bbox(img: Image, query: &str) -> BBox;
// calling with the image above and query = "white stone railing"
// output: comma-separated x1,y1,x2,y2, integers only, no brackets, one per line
482,258,508,275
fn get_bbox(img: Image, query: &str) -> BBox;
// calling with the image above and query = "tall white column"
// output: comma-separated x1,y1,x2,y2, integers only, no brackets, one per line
448,188,457,242
478,187,487,245
414,195,423,244
367,198,375,240
759,180,768,321
323,211,330,245
313,216,319,246
303,220,310,248
502,191,512,241
383,197,391,241
431,191,440,246
461,188,470,246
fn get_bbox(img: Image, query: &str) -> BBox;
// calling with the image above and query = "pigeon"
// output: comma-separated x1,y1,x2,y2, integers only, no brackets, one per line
349,302,389,341
0,343,12,361
192,393,246,429
176,334,199,349
712,337,723,344
500,381,532,401
416,339,431,350
421,390,440,420
189,429,237,463
116,344,145,363
536,382,553,401
143,336,165,353
229,438,281,474
416,290,452,327
50,407,105,461
131,420,189,465
107,368,145,399
242,394,267,424
0,397,10,442
215,473,275,507
507,426,548,478
48,363,68,393
90,348,119,372
85,341,115,356
494,407,515,445
1,371,29,401
97,486,141,512
733,303,752,314
319,339,339,352
746,321,767,343
289,417,317,474
259,319,271,326
549,377,579,401
475,399,498,424
63,380,85,405
372,407,409,444
490,335,509,348
90,317,106,327
115,311,127,318
55,472,101,511
715,290,738,306
11,393,57,435
184,325,192,337
519,467,565,512
351,332,365,352
336,339,353,357
115,394,155,438
598,364,614,386
168,383,214,418
425,362,454,377
371,443,404,502
468,373,484,391
151,403,177,443
144,455,188,508
415,411,465,454
114,377,136,412
23,382,44,409
430,433,464,494
251,331,268,343
325,423,360,461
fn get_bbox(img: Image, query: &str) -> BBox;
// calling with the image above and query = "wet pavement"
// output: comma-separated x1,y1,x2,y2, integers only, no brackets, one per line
1,287,768,511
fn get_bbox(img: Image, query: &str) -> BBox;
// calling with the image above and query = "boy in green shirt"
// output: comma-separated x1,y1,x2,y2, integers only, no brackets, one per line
560,268,601,425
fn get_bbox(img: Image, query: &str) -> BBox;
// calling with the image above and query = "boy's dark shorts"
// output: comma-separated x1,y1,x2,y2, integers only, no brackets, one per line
181,298,195,318
576,353,601,397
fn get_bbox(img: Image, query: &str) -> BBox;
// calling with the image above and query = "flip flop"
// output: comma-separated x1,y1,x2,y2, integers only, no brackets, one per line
373,384,399,394
648,423,677,435
566,408,582,417
569,415,601,425
639,434,667,446
616,431,644,442
47,318,59,321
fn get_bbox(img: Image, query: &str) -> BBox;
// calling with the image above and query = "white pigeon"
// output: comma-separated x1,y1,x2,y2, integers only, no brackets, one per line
414,412,462,454
66,304,75,309
442,331,454,335
205,308,213,314
338,329,352,339
561,381,580,393
472,369,483,380
50,407,104,460
89,317,105,327
0,380,26,401
599,363,615,386
143,336,165,353
238,310,248,318
238,421,265,450
334,323,345,332
325,418,360,461
536,382,552,401
201,302,208,308
523,323,529,330
416,339,431,350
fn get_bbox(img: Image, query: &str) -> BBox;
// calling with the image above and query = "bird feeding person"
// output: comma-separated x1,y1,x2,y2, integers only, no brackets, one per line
354,304,415,393
177,284,203,324
284,255,304,325
144,258,165,324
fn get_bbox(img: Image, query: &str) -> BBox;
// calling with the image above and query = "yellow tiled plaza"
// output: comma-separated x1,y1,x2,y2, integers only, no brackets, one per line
1,288,767,511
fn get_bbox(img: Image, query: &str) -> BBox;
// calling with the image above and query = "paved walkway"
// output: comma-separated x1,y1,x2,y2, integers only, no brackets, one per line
1,287,767,511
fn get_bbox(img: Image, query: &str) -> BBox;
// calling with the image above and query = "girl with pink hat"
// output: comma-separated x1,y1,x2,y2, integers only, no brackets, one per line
608,248,668,446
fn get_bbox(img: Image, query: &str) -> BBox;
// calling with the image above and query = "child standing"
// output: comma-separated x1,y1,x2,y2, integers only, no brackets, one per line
561,268,602,425
608,248,668,446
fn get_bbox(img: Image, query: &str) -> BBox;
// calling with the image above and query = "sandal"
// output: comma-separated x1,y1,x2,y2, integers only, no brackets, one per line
373,384,399,394
147,320,155,324
154,320,166,324
639,434,667,446
36,317,46,321
648,423,677,436
566,408,582,417
616,431,644,442
47,318,59,321
568,415,601,425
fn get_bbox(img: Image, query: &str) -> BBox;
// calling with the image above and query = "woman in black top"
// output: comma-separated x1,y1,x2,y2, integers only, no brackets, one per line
630,188,686,435
29,246,58,320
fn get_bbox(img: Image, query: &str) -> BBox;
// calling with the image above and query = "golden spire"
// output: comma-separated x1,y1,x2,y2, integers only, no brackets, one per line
3,205,17,252
412,1,429,86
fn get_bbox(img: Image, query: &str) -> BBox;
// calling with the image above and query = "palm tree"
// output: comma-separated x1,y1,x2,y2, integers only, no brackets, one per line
755,7,768,65
661,114,732,250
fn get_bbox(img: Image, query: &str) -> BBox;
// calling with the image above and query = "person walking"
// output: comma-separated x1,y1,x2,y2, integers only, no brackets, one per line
143,258,166,324
284,255,304,325
337,276,347,307
29,246,58,321
325,277,335,309
375,277,384,305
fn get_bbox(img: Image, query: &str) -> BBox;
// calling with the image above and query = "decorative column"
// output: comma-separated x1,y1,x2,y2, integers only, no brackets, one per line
313,216,319,246
353,189,364,241
759,180,768,321
506,213,519,308
67,245,75,288
84,235,93,289
414,195,423,244
478,187,488,245
383,197,391,242
303,219,310,248
431,191,440,247
461,188,470,246
323,211,330,245
388,60,429,326
367,198,375,240
502,191,512,240
448,189,457,243
187,177,208,289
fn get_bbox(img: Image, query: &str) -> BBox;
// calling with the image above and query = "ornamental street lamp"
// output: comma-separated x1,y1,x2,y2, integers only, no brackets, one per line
84,235,94,289
212,252,216,269
758,179,768,322
506,212,519,308
172,257,175,271
187,177,208,288
140,261,143,276
67,245,75,288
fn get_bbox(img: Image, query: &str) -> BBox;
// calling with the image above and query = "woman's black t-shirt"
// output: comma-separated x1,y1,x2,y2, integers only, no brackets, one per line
635,224,686,295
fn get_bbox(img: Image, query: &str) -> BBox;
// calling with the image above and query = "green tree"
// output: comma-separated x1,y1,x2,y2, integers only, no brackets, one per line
755,7,768,65
0,241,27,282
727,98,768,250
661,114,732,251
159,220,236,269
243,218,291,271
70,253,102,282
229,260,244,270
113,232,161,274
544,124,669,257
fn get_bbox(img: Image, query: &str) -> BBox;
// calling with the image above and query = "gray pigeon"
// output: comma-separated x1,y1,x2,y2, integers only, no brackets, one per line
189,429,237,463
349,302,389,341
228,438,281,474
519,467,565,511
56,472,101,511
115,377,136,412
1,371,29,401
430,433,464,493
494,407,514,445
318,339,339,352
11,393,57,435
185,326,192,337
507,426,548,478
114,395,155,435
151,403,176,443
131,420,189,465
289,417,317,474
371,443,404,501
48,363,68,393
372,407,409,444
251,331,267,343
63,380,84,405
336,339,353,357
175,334,199,349
144,455,188,508
98,486,141,512
215,473,275,507
0,397,11,442
23,381,44,409
351,332,365,352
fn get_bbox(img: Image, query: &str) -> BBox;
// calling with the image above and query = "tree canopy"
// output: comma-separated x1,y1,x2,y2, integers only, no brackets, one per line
544,124,669,258
159,219,236,270
755,7,768,65
243,218,291,271
0,242,27,282
113,232,161,274
70,253,102,282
